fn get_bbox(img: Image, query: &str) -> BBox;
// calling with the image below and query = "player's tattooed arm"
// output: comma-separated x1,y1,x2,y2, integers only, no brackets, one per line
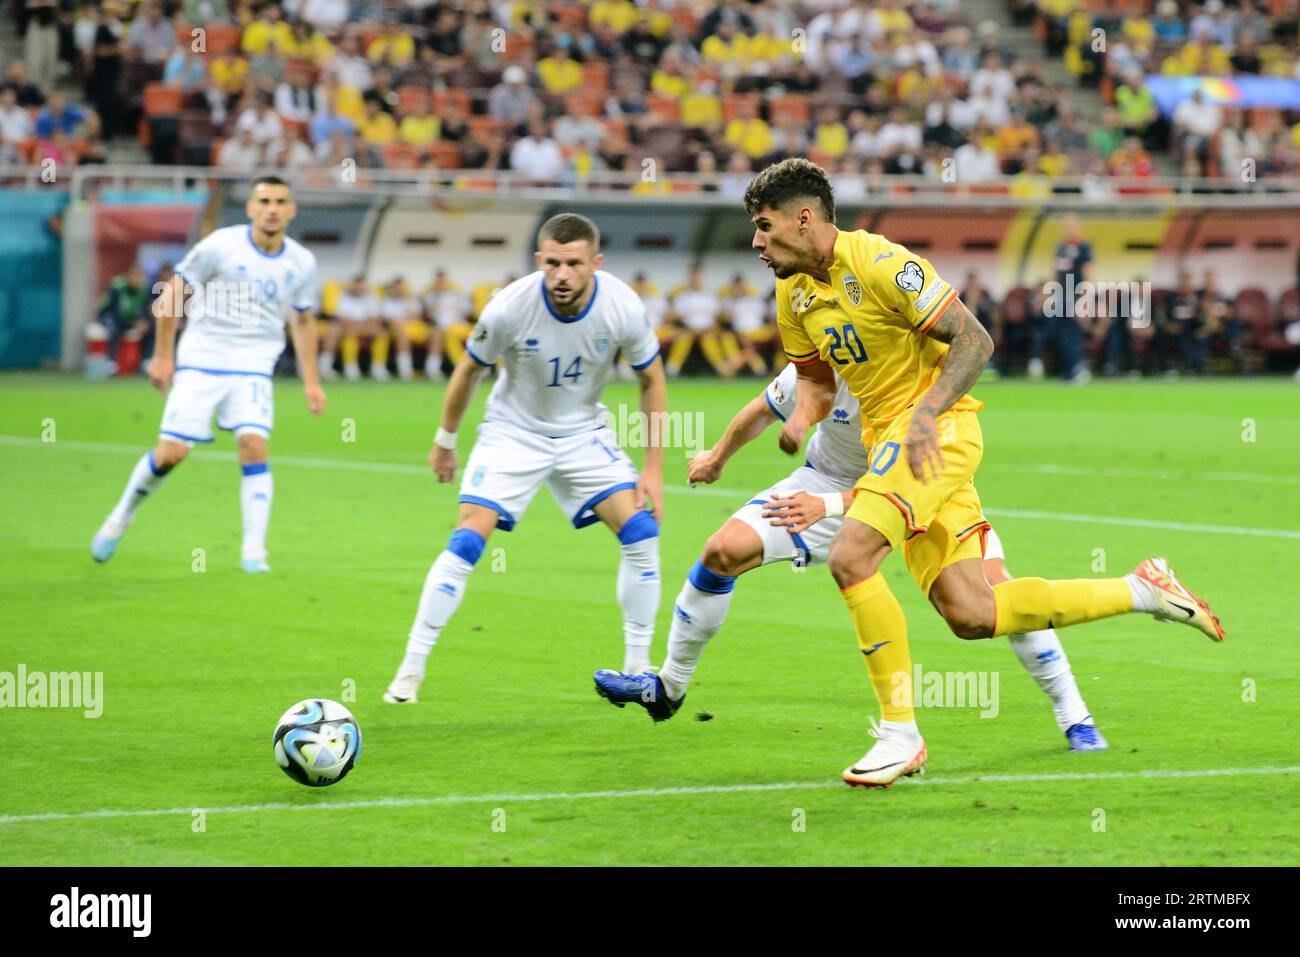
907,297,993,483
778,359,835,455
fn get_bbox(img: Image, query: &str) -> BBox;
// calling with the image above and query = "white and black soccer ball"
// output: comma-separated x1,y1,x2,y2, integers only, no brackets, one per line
273,699,362,787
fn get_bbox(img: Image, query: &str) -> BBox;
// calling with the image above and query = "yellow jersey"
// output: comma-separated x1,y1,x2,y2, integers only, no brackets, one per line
775,229,980,437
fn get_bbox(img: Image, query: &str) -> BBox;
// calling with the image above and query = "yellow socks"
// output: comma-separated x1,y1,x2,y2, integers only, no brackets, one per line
840,573,914,722
371,333,390,368
340,335,360,367
992,578,1133,637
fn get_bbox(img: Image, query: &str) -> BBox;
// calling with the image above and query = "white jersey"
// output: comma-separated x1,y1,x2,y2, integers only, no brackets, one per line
726,292,767,333
336,291,378,322
673,288,720,332
174,224,317,375
764,363,868,488
380,295,418,322
424,287,471,328
468,270,659,437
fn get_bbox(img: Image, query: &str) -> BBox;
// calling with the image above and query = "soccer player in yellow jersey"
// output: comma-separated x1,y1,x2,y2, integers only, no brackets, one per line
744,158,1224,787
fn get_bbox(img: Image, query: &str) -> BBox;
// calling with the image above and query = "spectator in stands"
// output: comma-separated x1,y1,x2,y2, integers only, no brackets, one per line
1172,90,1223,164
724,95,773,161
3,62,45,108
36,92,86,138
368,22,415,69
216,127,263,170
399,96,439,159
509,119,564,183
241,3,294,57
285,17,334,64
1088,108,1125,162
72,2,100,87
1108,136,1155,178
163,42,208,102
358,96,398,166
954,125,1000,183
538,44,584,94
325,34,374,93
1152,0,1187,45
97,262,151,359
876,105,923,174
90,0,124,138
961,269,998,349
666,264,734,377
234,91,284,149
301,0,349,32
125,2,173,65
489,64,536,125
309,86,355,151
720,272,771,376
24,0,60,92
1217,112,1265,178
1053,214,1094,385
182,0,231,25
268,130,314,170
274,64,317,124
1115,71,1160,148
0,87,35,145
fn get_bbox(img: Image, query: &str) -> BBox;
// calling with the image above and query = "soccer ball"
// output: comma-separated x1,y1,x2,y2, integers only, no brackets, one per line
273,699,362,787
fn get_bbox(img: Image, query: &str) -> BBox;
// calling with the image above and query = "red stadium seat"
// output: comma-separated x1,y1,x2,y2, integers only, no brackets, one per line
722,93,761,124
143,82,183,116
564,90,604,118
383,142,421,169
429,142,462,169
432,89,471,117
769,95,810,126
1278,288,1300,325
644,93,681,123
1234,288,1274,349
397,85,431,116
202,24,242,57
581,62,610,91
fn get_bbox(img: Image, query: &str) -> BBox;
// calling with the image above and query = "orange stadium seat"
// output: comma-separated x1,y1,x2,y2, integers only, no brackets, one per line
554,5,587,32
565,90,604,118
670,9,699,32
722,93,761,124
202,24,241,57
581,62,610,91
1278,288,1300,325
397,85,431,116
768,95,810,125
432,89,471,116
467,116,505,141
501,33,534,63
383,142,421,169
644,93,681,123
143,83,184,116
429,142,462,169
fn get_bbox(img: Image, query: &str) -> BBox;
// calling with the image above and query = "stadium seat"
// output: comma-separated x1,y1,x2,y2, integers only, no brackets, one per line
564,90,604,118
466,116,505,142
202,24,242,57
554,5,587,32
580,62,610,91
397,85,431,116
143,83,184,116
1278,288,1300,325
1234,288,1274,349
769,95,811,126
644,93,681,123
722,93,761,124
429,142,462,169
383,142,421,169
432,89,471,117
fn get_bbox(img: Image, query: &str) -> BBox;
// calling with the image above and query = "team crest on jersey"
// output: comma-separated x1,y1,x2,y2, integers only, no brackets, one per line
518,337,541,356
895,261,925,294
832,408,851,423
594,332,610,354
471,465,486,487
842,274,863,307
475,325,489,341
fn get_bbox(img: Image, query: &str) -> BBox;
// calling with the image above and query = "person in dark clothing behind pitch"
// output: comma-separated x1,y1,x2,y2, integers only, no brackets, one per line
1052,214,1093,384
97,262,151,359
1182,268,1246,376
961,269,1000,374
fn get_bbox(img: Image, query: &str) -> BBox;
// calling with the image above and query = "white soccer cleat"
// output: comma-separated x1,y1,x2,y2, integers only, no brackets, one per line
1129,556,1225,641
371,365,392,381
241,557,272,573
383,673,422,704
90,517,128,563
343,364,362,381
842,719,927,789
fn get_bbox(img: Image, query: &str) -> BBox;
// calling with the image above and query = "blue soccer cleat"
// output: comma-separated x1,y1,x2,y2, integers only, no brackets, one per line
241,557,273,573
1065,720,1109,752
593,669,683,722
90,518,128,563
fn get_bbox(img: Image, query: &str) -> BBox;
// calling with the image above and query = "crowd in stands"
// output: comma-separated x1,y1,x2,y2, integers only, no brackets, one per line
1017,0,1300,178
3,0,1293,186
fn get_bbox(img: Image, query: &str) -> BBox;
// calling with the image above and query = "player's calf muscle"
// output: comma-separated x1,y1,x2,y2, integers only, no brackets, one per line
930,565,997,639
153,440,189,468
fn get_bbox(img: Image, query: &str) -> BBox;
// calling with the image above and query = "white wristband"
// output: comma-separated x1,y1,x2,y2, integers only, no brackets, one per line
434,428,458,450
816,491,846,518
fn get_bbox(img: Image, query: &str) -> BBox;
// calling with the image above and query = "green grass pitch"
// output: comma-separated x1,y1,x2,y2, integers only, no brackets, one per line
1,371,1297,866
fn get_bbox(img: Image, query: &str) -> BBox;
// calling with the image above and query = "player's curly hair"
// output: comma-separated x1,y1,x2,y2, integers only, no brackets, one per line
742,158,836,225
539,213,601,252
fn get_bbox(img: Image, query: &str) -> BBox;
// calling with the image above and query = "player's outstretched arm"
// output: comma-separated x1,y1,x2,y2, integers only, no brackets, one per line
688,393,778,486
908,296,994,483
778,358,835,455
634,356,667,523
288,308,326,416
429,351,490,482
147,272,186,393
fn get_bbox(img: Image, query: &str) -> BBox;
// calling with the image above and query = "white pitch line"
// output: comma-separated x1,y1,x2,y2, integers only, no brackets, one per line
1,766,1296,826
3,435,1298,540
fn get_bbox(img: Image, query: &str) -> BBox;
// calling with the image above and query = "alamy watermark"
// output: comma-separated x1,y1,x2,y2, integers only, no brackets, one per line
1042,276,1151,327
891,663,1000,718
0,664,104,718
597,404,705,459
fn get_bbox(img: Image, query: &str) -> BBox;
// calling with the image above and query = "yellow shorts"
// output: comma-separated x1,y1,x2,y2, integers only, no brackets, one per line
846,406,990,596
404,320,431,345
737,326,777,343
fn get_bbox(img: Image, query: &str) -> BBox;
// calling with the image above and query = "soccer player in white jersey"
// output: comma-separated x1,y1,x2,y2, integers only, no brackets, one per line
379,276,419,381
595,363,1108,751
90,175,324,572
384,213,668,704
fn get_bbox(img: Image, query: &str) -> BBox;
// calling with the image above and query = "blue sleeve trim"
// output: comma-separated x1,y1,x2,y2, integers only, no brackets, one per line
466,344,495,367
688,559,736,594
240,462,270,476
572,481,637,529
630,350,659,371
746,498,769,507
789,530,810,566
764,390,786,421
458,495,517,531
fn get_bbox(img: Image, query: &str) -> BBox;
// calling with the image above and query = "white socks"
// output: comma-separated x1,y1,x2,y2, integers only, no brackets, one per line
658,560,737,701
1124,573,1157,613
1007,627,1090,731
618,535,660,673
400,547,475,679
239,463,273,562
317,352,334,374
424,353,443,378
396,350,414,380
109,451,173,526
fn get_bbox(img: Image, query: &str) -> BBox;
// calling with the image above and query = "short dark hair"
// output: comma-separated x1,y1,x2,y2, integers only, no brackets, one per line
250,173,291,192
742,157,836,225
538,213,600,251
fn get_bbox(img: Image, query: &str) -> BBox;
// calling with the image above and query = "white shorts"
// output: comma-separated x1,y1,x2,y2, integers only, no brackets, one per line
159,367,274,445
459,419,640,531
733,465,850,567
983,525,1005,562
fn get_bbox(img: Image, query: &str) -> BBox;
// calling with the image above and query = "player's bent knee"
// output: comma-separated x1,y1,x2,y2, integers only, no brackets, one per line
153,441,189,469
447,528,486,566
700,528,755,578
940,597,996,640
616,510,658,546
